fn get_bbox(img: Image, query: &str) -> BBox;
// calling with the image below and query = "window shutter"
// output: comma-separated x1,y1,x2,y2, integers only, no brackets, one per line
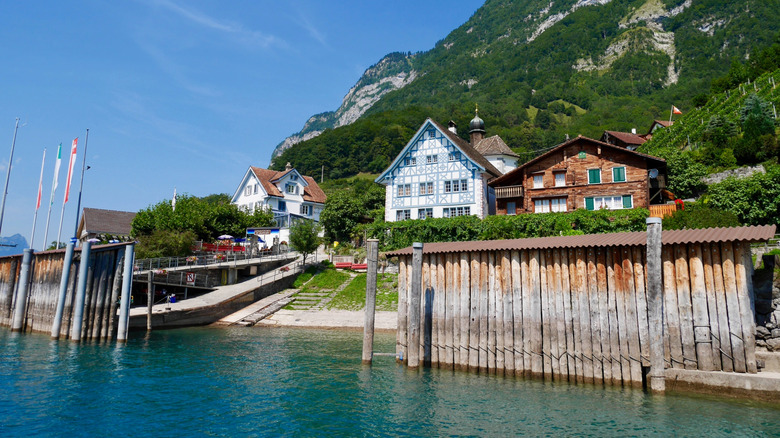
585,197,594,211
622,195,632,209
588,169,601,184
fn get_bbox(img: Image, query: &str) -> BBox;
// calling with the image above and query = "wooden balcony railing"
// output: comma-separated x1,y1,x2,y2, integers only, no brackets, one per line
649,204,678,218
495,185,523,199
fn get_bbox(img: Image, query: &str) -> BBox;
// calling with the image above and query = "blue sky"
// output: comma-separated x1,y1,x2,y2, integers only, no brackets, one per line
0,0,483,250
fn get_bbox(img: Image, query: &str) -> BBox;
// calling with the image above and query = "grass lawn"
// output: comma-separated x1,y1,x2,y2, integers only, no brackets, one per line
327,273,398,311
303,268,350,291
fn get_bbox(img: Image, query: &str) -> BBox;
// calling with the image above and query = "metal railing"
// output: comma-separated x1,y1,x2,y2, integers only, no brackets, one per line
134,248,293,272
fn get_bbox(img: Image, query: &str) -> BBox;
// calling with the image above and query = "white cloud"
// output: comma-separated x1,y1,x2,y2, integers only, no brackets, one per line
149,0,284,49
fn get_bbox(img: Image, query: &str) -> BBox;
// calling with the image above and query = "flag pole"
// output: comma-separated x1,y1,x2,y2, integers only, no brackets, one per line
0,118,20,237
669,106,673,123
30,148,46,250
56,138,78,249
43,143,63,250
72,128,89,240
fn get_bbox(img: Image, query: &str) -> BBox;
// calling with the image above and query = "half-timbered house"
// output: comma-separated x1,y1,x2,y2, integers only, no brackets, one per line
376,112,515,222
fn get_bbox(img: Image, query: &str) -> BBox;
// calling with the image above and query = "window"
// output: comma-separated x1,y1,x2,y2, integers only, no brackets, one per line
554,172,566,187
585,195,632,211
418,208,433,219
253,184,259,194
300,204,311,216
443,206,471,217
286,183,298,194
419,182,434,195
396,209,411,221
426,155,438,164
290,174,298,181
444,179,468,193
448,152,461,161
534,197,567,213
397,184,411,197
427,129,436,139
507,201,516,215
588,169,601,184
612,166,626,183
533,174,544,188
404,157,417,166
244,186,251,196
278,200,286,212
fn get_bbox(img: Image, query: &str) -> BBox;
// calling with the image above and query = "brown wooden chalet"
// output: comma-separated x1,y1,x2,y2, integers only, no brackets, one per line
489,136,667,215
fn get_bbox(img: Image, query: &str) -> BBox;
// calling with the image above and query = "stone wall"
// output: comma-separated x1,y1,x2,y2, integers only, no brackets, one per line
755,254,780,352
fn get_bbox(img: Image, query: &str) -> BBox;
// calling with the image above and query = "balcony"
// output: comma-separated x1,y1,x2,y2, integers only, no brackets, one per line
495,185,523,199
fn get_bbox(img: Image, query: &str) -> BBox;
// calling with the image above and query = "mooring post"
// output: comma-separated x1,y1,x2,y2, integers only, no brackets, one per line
408,242,423,369
146,269,154,331
70,241,92,342
362,239,379,365
117,243,135,342
646,217,665,392
51,242,75,339
11,249,34,332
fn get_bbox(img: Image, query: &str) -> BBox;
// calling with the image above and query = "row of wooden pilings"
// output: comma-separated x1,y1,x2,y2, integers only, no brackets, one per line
0,241,136,342
391,221,770,393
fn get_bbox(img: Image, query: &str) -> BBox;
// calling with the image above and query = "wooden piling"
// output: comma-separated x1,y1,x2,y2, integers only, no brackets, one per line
646,217,665,392
407,243,423,369
362,239,379,365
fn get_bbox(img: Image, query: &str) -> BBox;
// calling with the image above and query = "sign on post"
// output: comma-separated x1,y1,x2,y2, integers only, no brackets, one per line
186,272,195,285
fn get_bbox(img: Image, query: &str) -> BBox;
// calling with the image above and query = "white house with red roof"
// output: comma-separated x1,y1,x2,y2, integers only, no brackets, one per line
231,163,326,241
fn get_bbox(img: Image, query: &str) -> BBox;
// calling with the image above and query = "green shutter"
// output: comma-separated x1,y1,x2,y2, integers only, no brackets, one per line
613,167,626,182
588,169,601,184
622,195,632,209
585,197,595,211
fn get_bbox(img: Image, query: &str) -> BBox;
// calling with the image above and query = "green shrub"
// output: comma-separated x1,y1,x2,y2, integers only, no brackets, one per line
662,202,740,230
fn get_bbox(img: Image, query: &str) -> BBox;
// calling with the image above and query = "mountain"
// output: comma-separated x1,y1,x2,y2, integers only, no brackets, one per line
0,234,29,257
270,0,780,179
271,52,418,159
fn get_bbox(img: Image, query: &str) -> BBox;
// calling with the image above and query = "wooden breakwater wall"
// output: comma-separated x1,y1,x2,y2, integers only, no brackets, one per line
387,225,777,387
0,242,133,340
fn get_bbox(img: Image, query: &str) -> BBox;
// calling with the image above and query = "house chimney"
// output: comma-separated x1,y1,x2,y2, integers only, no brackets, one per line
631,128,637,134
447,120,457,134
285,162,292,171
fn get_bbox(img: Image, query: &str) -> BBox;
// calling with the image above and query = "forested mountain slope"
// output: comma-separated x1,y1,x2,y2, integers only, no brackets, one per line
271,0,779,180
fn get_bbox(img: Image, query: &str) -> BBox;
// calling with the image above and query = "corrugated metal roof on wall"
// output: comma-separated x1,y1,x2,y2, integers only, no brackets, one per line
383,225,777,256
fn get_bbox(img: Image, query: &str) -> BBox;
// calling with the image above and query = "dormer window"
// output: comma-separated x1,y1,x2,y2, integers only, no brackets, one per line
285,183,298,194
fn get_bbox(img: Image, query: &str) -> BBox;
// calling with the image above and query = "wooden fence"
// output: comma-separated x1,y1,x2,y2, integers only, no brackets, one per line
392,232,764,386
0,243,131,340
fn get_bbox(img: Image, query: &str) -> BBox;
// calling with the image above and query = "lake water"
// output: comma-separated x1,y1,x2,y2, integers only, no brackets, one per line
1,327,778,437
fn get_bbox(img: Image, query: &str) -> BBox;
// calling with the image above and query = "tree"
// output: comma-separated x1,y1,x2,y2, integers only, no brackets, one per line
289,220,321,265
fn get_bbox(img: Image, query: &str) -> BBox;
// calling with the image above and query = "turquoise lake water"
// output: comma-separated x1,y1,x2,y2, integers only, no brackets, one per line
1,327,778,437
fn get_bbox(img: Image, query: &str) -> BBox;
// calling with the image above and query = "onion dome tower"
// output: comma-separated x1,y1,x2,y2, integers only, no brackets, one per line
469,105,486,144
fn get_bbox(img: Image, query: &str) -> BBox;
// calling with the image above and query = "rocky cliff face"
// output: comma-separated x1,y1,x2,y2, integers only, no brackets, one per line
271,53,417,159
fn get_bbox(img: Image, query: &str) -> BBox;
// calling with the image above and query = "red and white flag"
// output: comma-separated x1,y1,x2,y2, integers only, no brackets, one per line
672,105,682,115
64,138,77,204
35,149,46,211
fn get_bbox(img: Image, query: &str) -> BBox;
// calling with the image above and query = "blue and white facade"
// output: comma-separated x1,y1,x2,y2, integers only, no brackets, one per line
376,119,501,222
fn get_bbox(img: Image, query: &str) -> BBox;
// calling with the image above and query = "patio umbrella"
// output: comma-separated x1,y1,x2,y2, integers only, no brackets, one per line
217,235,233,240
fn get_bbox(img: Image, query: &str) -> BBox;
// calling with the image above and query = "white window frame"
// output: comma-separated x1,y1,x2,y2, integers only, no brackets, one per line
245,186,251,196
300,204,311,216
396,209,411,221
554,172,566,187
534,197,567,214
418,208,433,219
533,174,544,189
612,166,626,183
397,184,411,197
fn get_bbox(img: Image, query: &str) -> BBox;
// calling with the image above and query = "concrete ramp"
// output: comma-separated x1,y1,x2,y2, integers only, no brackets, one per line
214,289,297,327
